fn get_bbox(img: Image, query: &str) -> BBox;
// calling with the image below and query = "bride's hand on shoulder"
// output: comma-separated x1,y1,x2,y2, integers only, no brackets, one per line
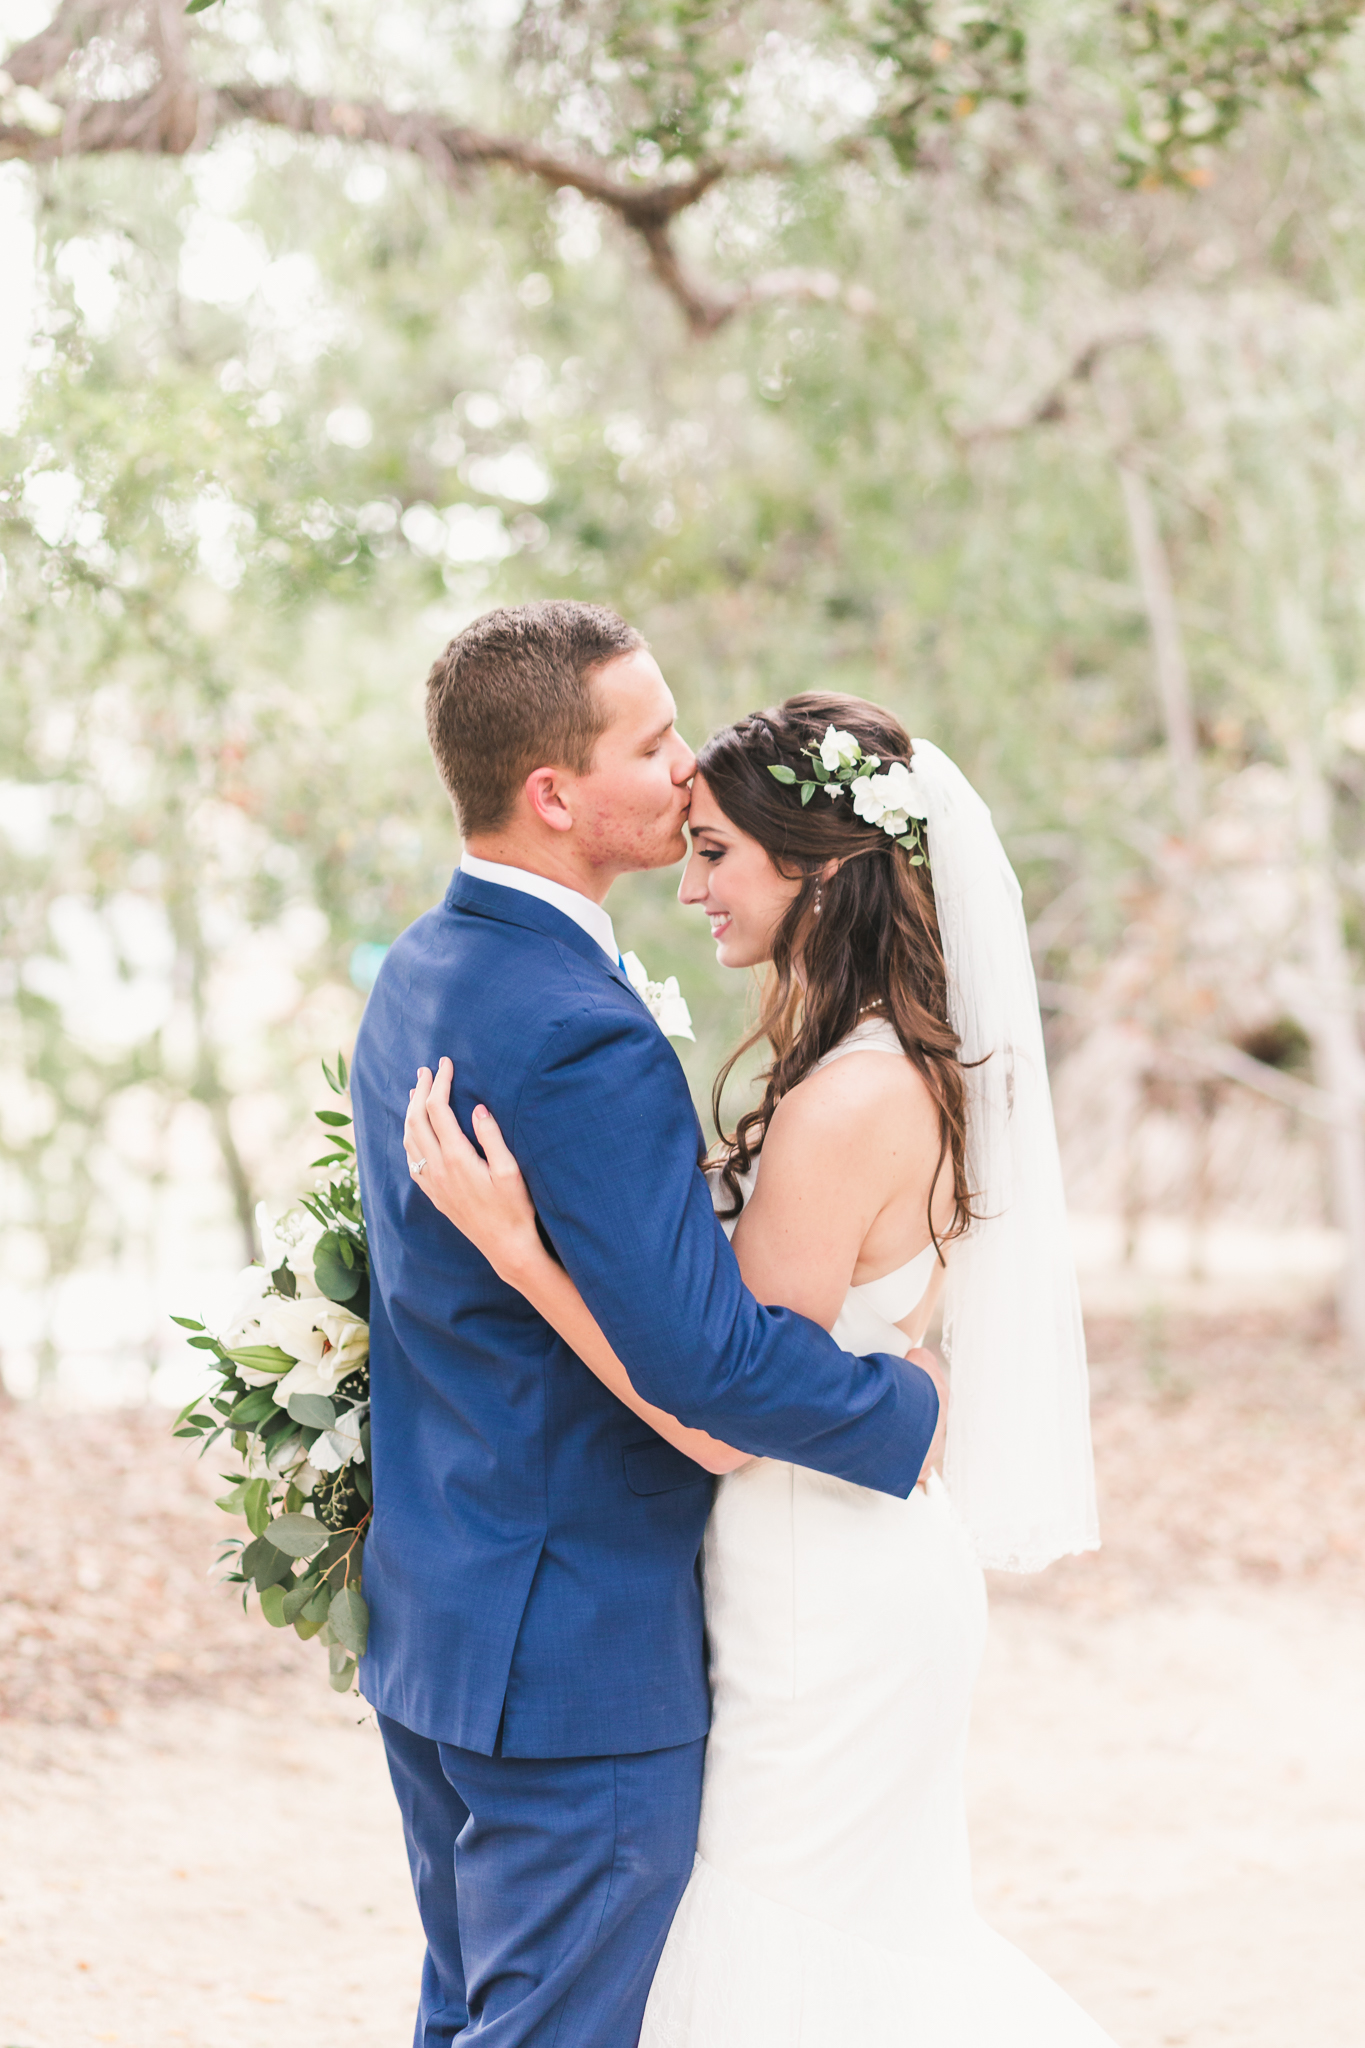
405,1058,544,1287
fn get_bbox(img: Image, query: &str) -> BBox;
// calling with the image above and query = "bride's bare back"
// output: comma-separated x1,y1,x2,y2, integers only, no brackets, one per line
730,1029,954,1341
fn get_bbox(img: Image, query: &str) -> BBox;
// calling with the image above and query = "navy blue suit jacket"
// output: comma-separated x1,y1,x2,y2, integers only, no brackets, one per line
351,870,939,1759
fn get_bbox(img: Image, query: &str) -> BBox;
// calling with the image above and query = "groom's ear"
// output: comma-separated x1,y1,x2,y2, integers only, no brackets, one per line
523,765,576,834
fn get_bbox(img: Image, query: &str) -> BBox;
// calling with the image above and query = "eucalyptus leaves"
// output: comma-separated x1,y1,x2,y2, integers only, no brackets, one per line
768,725,931,868
172,1054,371,1693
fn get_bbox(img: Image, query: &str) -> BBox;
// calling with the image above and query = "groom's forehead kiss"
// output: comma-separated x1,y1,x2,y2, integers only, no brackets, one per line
424,600,692,885
587,649,695,811
592,647,689,766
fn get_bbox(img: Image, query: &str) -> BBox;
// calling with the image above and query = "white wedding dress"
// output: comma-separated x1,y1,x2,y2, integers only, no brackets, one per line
641,1020,1118,2048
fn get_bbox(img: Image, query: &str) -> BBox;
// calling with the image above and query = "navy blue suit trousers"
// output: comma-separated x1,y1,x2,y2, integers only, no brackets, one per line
379,1713,704,2046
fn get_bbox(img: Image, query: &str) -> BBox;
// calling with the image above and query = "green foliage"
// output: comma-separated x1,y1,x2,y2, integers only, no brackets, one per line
5,0,1365,1398
602,0,751,161
258,1581,290,1625
168,1062,370,1689
313,1229,364,1305
265,1511,333,1557
329,1583,370,1657
1115,1,1365,185
286,1390,337,1427
865,1,1029,166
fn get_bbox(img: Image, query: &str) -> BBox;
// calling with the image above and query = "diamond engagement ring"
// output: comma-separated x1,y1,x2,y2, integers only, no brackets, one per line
410,1156,428,1176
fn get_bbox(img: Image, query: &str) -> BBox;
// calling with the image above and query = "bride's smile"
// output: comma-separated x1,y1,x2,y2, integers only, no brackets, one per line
679,773,810,970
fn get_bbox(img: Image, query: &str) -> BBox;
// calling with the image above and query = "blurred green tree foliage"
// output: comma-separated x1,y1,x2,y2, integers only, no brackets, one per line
2,0,1365,1356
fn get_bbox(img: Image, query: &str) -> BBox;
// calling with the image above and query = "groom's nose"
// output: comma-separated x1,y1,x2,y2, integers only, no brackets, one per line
672,732,697,785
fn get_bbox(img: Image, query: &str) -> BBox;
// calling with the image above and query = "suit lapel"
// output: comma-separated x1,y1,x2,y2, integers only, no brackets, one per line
446,869,643,1004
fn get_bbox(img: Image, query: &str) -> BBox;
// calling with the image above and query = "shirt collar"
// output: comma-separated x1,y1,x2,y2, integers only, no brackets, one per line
458,852,618,966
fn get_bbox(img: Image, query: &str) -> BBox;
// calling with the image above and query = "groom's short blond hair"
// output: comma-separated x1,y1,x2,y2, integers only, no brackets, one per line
425,602,645,837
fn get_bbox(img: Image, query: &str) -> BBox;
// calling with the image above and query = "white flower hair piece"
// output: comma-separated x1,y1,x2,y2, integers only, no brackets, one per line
768,725,930,866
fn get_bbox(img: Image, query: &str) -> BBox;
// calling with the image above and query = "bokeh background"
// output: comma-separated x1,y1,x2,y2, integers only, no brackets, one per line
2,5,1364,2045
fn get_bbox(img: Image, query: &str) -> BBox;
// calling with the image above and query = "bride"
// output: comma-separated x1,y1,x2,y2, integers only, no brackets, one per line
403,692,1115,2046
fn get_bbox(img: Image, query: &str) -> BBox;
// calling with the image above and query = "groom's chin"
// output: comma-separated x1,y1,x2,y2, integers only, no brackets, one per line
639,825,690,871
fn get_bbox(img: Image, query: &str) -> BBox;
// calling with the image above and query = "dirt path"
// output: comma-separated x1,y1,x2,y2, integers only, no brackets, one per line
2,1312,1363,2046
3,1591,1361,2048
972,1593,1365,2047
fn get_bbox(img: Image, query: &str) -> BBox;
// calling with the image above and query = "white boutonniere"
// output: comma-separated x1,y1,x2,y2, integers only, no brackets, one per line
621,951,696,1041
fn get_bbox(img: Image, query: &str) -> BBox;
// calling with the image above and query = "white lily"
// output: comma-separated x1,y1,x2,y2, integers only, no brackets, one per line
273,1327,368,1408
217,1264,272,1349
253,1296,367,1374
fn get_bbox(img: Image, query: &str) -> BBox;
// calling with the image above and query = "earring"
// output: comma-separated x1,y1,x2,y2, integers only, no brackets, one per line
814,883,823,917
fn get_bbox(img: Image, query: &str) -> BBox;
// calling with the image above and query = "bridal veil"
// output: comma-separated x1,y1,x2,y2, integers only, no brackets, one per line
908,738,1099,1573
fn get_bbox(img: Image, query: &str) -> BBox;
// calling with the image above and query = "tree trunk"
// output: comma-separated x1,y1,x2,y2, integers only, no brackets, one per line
1095,369,1202,838
170,876,260,1269
1114,458,1202,839
1292,752,1365,1360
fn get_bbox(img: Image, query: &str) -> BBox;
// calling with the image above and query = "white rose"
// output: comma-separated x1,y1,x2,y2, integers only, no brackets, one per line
849,774,882,824
818,725,862,774
289,1223,328,1299
653,976,696,1042
879,759,927,820
620,954,695,1042
849,763,927,834
309,1432,346,1474
309,1408,367,1472
256,1205,325,1297
267,1427,307,1474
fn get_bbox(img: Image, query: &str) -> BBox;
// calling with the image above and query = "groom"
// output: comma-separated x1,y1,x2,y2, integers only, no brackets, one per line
351,601,945,2047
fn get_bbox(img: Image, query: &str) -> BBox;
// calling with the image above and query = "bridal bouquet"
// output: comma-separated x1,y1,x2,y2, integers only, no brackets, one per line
172,1055,371,1693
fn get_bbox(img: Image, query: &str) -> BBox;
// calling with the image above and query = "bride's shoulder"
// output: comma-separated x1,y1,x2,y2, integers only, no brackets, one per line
763,1033,938,1165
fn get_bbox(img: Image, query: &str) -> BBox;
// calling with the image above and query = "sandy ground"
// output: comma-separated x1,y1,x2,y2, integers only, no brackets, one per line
3,1309,1364,2046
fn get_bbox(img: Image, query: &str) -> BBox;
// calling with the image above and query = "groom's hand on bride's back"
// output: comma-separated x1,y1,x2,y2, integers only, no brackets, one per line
906,1347,948,1489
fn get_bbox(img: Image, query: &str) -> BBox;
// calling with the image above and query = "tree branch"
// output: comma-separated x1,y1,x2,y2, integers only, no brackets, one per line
2,0,122,92
1037,981,1339,1121
959,322,1152,441
0,42,818,333
636,227,868,336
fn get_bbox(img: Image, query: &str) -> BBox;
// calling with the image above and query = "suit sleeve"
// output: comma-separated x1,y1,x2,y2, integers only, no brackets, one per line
510,994,938,1498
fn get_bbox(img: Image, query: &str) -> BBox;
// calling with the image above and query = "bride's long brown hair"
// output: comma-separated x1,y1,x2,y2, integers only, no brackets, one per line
701,692,976,1254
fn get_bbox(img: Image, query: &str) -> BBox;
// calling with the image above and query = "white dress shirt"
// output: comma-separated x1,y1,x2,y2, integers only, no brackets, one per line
459,851,619,966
